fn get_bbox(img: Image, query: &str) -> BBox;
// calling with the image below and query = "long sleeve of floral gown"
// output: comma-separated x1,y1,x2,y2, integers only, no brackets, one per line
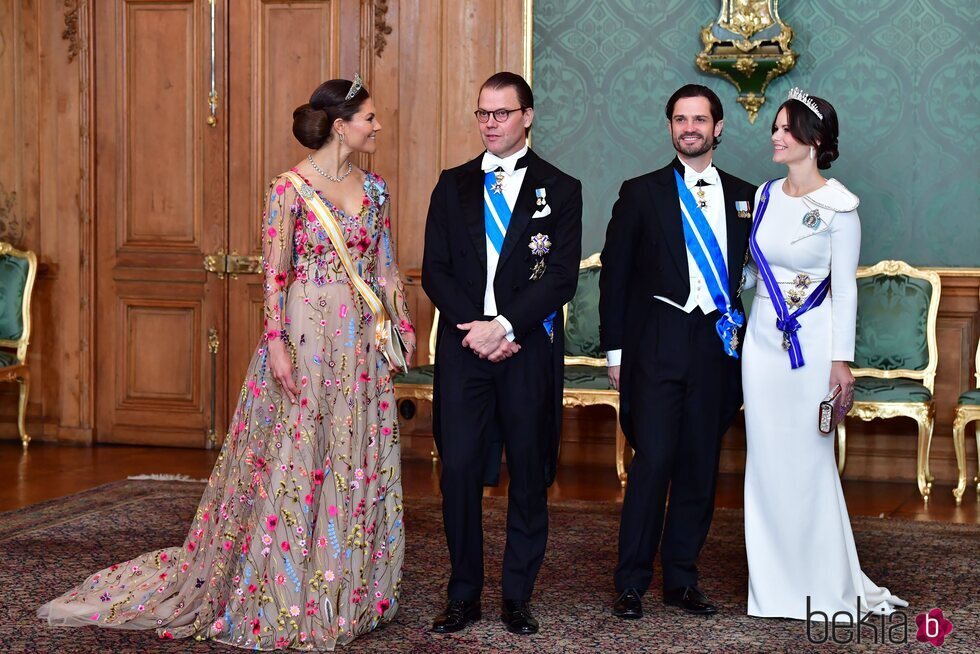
262,175,297,342
373,180,415,348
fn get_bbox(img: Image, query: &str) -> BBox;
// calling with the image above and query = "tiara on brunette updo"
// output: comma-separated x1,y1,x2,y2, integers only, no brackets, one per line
345,73,363,101
787,87,823,120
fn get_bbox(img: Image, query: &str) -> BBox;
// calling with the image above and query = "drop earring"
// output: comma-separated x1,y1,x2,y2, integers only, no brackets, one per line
339,133,345,144
809,146,815,160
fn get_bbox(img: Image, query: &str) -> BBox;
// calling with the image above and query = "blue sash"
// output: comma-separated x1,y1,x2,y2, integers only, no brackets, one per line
484,171,512,253
749,180,831,369
484,170,556,338
673,170,743,358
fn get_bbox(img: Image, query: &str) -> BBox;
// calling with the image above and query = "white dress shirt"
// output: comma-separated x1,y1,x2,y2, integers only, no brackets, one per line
606,158,727,367
481,143,528,341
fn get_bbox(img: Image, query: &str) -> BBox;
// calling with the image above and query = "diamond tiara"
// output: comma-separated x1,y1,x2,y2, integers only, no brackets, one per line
787,87,823,120
345,73,363,101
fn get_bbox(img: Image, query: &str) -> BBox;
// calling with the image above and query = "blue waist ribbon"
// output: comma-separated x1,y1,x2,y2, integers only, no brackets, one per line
673,170,743,358
749,180,830,369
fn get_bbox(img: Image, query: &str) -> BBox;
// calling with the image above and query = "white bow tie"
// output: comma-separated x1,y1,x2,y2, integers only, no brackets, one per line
481,151,522,175
685,165,720,189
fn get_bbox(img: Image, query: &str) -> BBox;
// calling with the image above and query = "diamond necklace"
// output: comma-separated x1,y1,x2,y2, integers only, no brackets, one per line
308,154,352,183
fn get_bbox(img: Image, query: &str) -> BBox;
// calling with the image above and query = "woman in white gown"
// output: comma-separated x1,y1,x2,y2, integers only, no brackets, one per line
742,89,907,621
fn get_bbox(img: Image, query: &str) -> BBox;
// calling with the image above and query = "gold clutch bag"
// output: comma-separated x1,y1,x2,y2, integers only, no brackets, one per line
819,384,853,434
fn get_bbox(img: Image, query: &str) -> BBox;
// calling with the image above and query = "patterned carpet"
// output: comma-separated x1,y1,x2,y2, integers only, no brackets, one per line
2,480,976,653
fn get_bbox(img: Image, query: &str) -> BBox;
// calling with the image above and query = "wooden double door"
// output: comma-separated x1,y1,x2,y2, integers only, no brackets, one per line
93,0,529,448
94,0,370,447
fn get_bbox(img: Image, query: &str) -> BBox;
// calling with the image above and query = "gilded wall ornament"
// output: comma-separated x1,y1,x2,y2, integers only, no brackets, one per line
696,0,798,123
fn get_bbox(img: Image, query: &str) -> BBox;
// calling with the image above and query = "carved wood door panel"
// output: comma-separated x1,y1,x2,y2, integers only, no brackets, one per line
95,0,226,446
222,0,365,447
95,0,365,447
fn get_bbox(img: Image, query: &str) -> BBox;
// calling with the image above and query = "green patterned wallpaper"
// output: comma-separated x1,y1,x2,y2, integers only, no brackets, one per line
533,0,980,266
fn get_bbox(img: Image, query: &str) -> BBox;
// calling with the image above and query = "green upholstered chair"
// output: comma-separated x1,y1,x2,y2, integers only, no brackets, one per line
952,327,980,505
393,308,438,460
837,260,941,502
0,242,38,448
561,253,624,485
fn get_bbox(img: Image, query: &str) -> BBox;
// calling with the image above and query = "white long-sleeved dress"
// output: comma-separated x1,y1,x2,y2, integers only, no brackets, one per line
742,178,907,620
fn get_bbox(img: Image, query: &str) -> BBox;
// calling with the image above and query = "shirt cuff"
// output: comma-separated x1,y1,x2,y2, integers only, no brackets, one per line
494,315,516,342
606,349,622,367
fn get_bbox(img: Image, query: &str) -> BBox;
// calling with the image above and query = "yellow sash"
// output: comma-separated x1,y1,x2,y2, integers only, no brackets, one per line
280,171,390,348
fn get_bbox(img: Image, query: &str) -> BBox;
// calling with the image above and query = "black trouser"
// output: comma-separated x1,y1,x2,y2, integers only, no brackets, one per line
436,324,552,602
614,302,740,594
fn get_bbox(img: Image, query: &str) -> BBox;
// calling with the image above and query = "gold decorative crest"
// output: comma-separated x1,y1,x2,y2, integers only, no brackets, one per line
696,0,798,123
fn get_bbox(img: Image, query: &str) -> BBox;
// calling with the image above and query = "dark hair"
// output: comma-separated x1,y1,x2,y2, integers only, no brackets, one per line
665,84,724,149
292,78,370,150
480,71,533,135
772,96,840,169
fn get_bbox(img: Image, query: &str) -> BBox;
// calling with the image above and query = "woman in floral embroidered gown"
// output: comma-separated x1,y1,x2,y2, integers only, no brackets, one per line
39,77,415,650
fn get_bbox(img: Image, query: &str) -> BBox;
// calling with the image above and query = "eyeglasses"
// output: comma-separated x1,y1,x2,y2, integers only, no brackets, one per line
474,107,525,123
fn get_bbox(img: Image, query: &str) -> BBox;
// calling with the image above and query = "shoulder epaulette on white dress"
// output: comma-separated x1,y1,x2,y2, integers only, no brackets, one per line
802,179,860,213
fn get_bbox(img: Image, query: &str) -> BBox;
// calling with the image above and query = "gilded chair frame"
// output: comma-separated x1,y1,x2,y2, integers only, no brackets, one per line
0,242,39,448
951,325,980,504
836,260,941,502
561,253,627,486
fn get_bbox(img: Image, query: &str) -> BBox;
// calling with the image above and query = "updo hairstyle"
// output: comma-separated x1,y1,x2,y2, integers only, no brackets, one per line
772,95,840,170
292,79,370,150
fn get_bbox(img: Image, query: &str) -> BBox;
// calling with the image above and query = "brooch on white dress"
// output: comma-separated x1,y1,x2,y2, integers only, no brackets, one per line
802,209,821,229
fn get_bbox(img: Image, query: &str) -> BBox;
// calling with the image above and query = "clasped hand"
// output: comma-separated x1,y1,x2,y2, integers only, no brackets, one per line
829,360,854,395
457,320,521,362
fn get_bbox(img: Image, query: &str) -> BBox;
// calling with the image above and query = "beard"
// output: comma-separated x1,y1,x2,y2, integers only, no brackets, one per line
672,132,713,157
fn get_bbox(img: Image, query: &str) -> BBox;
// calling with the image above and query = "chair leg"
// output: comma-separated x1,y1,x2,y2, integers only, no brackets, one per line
951,408,968,506
914,410,934,503
17,372,30,449
836,419,846,476
974,420,980,499
614,406,627,488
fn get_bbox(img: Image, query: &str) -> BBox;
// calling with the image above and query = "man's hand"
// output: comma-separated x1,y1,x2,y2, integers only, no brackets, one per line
458,320,507,359
488,340,521,363
608,364,621,391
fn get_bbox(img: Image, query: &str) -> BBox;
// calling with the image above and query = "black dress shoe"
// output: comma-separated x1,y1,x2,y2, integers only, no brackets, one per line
612,588,643,619
431,599,481,633
663,586,718,615
500,599,539,635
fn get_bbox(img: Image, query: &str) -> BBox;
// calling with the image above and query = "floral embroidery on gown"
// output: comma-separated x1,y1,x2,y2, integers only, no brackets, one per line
38,170,414,651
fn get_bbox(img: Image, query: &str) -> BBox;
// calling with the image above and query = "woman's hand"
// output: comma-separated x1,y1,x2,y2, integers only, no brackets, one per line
268,338,300,404
390,334,416,374
829,360,854,395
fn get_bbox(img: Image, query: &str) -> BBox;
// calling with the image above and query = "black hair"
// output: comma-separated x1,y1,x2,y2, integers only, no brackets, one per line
292,78,371,150
772,95,840,169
